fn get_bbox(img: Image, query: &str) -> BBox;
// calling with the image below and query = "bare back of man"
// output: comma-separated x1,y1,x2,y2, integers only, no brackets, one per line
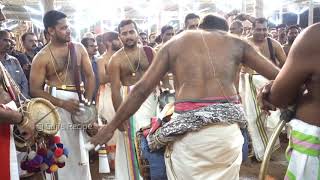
91,28,280,180
91,14,281,179
297,66,320,127
97,31,122,85
91,29,279,144
268,23,320,127
166,30,278,101
97,52,112,84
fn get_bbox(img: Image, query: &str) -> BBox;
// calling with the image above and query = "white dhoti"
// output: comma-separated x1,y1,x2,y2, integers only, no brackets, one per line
165,123,243,180
97,83,117,145
49,89,92,180
239,73,280,161
285,119,320,180
96,84,117,170
0,101,19,180
115,87,158,180
97,84,115,124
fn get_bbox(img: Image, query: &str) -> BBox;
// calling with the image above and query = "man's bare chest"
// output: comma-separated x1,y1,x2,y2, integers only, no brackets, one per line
47,50,73,75
120,55,150,74
53,56,69,69
256,42,271,58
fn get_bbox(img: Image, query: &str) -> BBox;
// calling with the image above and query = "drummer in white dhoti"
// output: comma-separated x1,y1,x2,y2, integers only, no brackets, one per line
29,10,96,180
90,15,280,180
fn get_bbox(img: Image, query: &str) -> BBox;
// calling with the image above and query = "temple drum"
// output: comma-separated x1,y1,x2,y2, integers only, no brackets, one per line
14,98,61,150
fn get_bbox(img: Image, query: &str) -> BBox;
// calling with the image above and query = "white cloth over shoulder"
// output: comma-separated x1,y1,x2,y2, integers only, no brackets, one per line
239,73,280,161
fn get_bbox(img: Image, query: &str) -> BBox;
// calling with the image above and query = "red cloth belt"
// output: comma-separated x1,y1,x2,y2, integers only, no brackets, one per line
175,95,240,112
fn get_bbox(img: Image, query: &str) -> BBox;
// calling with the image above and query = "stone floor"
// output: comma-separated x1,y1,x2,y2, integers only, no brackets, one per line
92,147,287,180
239,146,288,180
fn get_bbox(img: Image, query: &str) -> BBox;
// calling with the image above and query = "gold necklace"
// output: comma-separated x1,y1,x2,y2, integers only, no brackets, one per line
48,43,70,89
123,46,141,77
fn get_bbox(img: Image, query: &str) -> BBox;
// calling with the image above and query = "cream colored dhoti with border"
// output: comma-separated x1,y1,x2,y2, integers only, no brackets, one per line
165,120,243,180
115,86,158,180
239,73,280,161
96,83,117,145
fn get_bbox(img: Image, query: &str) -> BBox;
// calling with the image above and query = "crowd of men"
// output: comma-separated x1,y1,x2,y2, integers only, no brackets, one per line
0,8,319,180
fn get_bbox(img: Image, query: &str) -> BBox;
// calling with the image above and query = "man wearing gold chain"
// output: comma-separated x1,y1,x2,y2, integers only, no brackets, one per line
107,19,158,180
29,10,95,180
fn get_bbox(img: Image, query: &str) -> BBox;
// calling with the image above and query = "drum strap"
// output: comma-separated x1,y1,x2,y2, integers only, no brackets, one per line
69,42,83,102
143,46,153,65
267,37,277,65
